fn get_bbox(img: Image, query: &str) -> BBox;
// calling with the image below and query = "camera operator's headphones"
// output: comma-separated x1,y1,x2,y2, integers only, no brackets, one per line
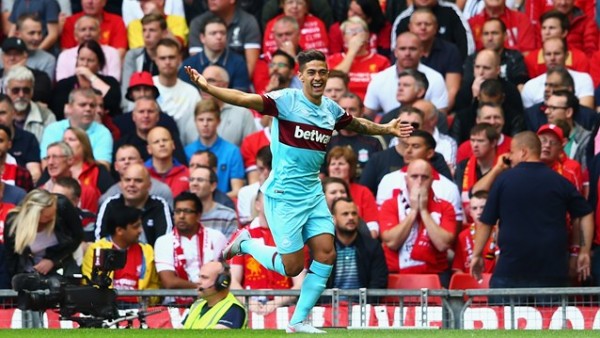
214,260,231,291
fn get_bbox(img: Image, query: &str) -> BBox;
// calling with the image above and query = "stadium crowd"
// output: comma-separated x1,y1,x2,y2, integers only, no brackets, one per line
0,0,600,321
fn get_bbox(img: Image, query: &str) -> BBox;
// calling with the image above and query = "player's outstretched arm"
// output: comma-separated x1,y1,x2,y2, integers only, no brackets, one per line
344,117,413,138
185,66,264,112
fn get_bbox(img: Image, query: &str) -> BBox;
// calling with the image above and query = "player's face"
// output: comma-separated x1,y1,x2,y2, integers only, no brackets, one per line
333,200,359,234
476,106,504,134
299,60,329,102
469,197,486,222
324,77,346,102
328,156,351,181
539,132,563,163
470,131,495,159
324,182,348,209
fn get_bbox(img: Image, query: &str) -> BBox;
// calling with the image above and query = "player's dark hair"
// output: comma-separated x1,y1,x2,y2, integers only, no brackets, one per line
297,49,326,71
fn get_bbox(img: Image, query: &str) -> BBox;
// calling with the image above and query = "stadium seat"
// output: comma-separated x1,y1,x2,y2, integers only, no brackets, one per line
448,273,491,303
382,274,443,305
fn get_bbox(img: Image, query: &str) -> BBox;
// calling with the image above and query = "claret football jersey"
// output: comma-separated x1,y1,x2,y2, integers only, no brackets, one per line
259,89,353,200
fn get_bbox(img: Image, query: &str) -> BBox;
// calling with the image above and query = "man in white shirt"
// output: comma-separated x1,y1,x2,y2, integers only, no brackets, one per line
154,191,226,293
153,38,201,145
521,38,593,109
364,32,448,117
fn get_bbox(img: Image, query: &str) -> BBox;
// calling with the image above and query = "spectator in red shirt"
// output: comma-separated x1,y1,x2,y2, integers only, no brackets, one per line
379,159,456,276
326,146,379,238
62,127,114,198
61,0,128,58
537,121,586,195
469,0,539,53
524,10,589,78
327,16,390,101
553,0,598,54
145,126,189,197
452,190,498,274
328,0,392,58
230,191,306,315
456,102,512,163
263,0,329,56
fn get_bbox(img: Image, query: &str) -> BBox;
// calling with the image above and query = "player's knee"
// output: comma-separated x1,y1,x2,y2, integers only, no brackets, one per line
314,247,336,266
284,264,304,277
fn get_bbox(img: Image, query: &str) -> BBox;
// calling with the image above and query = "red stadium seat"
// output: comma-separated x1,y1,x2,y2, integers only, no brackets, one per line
382,274,443,305
448,273,491,303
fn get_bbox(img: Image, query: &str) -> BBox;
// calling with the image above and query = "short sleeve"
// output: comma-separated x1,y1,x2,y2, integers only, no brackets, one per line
333,102,353,130
217,303,246,328
261,93,280,117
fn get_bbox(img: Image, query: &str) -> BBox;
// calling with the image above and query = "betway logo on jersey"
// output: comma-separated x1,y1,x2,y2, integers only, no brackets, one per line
279,119,333,151
294,125,331,144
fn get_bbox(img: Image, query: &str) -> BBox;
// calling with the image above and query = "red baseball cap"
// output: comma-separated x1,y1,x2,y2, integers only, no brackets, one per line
537,123,564,140
126,71,159,101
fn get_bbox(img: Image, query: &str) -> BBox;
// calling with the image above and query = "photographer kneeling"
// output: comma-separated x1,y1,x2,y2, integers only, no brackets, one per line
4,189,83,279
82,205,159,307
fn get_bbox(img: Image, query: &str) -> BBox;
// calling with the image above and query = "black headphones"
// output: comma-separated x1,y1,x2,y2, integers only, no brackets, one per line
214,260,231,291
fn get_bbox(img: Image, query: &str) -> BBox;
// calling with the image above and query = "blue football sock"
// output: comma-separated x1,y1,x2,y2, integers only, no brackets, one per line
289,260,333,325
240,239,287,276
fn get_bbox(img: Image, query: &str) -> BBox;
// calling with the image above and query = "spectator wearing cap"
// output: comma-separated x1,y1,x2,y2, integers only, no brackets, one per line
55,15,121,82
113,72,184,161
113,93,187,165
0,37,52,105
178,16,250,92
61,0,128,58
537,121,586,195
121,13,169,99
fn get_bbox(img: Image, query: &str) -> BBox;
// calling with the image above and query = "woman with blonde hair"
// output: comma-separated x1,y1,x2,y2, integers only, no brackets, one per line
4,189,83,278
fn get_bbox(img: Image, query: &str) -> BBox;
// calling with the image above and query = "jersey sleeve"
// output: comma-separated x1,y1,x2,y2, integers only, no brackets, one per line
333,102,353,130
261,93,280,117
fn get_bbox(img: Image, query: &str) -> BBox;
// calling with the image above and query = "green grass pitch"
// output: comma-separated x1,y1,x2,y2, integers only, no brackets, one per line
1,329,600,337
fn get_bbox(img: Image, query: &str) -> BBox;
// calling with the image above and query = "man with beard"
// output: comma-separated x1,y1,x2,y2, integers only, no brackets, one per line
3,66,55,143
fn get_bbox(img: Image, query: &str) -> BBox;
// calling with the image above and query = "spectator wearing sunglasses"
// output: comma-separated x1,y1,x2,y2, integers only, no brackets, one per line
2,66,55,143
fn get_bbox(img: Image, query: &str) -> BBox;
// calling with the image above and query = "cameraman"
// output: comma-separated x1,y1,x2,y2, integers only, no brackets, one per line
3,189,83,278
82,204,159,306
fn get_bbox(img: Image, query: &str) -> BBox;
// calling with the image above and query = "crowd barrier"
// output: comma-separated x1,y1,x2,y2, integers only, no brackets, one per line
1,288,600,329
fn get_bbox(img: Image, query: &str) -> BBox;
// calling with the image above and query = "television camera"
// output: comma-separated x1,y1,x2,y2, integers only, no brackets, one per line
11,248,144,327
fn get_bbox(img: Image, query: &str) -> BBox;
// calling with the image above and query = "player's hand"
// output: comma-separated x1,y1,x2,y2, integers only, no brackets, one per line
389,118,414,138
470,255,484,282
577,252,591,282
185,66,208,91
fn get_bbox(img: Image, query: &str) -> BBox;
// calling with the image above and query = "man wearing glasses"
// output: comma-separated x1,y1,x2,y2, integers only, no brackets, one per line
154,192,226,300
